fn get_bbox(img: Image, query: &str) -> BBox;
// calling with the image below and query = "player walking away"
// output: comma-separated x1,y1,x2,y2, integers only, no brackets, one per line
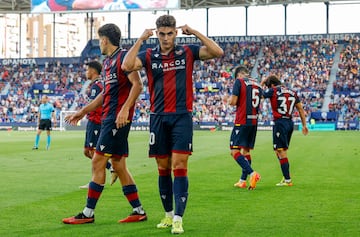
261,75,309,186
62,23,146,225
78,60,117,189
122,15,224,234
228,66,262,190
32,95,56,150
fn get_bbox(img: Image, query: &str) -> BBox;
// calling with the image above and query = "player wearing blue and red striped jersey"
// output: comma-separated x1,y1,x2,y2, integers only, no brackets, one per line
78,61,115,189
122,15,224,234
262,75,308,187
63,23,147,225
229,66,262,190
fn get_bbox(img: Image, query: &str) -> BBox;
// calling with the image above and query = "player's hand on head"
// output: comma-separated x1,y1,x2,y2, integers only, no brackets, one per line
179,25,193,36
140,29,154,41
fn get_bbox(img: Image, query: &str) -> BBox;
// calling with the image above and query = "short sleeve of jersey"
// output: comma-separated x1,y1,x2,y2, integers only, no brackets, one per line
232,79,241,97
263,88,274,98
138,50,148,68
186,44,201,61
294,91,301,104
89,81,103,100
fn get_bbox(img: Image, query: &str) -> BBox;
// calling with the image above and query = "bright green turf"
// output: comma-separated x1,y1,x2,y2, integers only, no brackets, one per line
0,130,359,236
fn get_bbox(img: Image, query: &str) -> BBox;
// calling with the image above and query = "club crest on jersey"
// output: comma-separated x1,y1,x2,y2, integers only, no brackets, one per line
175,50,183,55
91,89,97,97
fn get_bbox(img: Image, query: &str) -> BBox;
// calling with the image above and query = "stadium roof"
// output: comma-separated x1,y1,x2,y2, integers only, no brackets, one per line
0,0,357,13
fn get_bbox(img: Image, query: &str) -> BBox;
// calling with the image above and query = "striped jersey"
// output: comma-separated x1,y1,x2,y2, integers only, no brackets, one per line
263,86,300,120
232,77,262,125
101,48,135,122
138,44,200,114
86,78,103,124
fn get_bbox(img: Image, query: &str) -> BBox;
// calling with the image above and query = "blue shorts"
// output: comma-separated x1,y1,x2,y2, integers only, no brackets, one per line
95,119,131,159
230,125,257,150
84,120,101,149
149,113,193,158
272,119,294,150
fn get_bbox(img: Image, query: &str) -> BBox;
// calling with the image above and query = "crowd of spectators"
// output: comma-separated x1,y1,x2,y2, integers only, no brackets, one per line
330,36,360,124
1,38,359,126
0,61,87,123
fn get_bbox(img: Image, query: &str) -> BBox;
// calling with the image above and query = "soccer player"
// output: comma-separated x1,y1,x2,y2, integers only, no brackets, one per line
62,23,147,224
122,15,224,234
78,60,117,189
261,75,309,186
228,66,262,190
32,95,56,150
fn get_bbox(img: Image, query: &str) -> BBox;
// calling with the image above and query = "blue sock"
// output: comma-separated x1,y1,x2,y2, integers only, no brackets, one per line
158,169,173,212
123,185,141,209
106,162,111,170
35,134,40,147
173,169,188,217
233,152,253,174
279,157,290,180
87,181,104,209
241,154,252,180
46,135,51,148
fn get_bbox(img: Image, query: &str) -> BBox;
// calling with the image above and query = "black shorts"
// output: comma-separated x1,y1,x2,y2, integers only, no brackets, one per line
272,119,294,150
230,124,257,150
39,119,52,131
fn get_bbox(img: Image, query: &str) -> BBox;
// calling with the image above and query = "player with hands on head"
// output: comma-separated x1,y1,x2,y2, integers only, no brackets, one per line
62,23,147,225
122,14,224,234
261,75,309,187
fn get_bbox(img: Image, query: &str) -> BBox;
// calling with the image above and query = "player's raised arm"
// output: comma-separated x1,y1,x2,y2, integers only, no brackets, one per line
178,24,224,60
121,29,154,72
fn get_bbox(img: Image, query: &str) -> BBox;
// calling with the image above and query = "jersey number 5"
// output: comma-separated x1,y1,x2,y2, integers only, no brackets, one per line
252,88,260,108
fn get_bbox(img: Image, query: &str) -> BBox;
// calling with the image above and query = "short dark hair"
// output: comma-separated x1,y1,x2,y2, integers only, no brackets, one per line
156,15,176,29
86,60,102,75
266,75,281,87
98,23,121,47
234,65,249,78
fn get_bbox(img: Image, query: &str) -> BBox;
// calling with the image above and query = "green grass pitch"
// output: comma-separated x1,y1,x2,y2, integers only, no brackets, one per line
0,130,359,236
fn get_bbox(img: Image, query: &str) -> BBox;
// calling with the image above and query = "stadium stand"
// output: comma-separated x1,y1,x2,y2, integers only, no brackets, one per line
1,35,359,130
